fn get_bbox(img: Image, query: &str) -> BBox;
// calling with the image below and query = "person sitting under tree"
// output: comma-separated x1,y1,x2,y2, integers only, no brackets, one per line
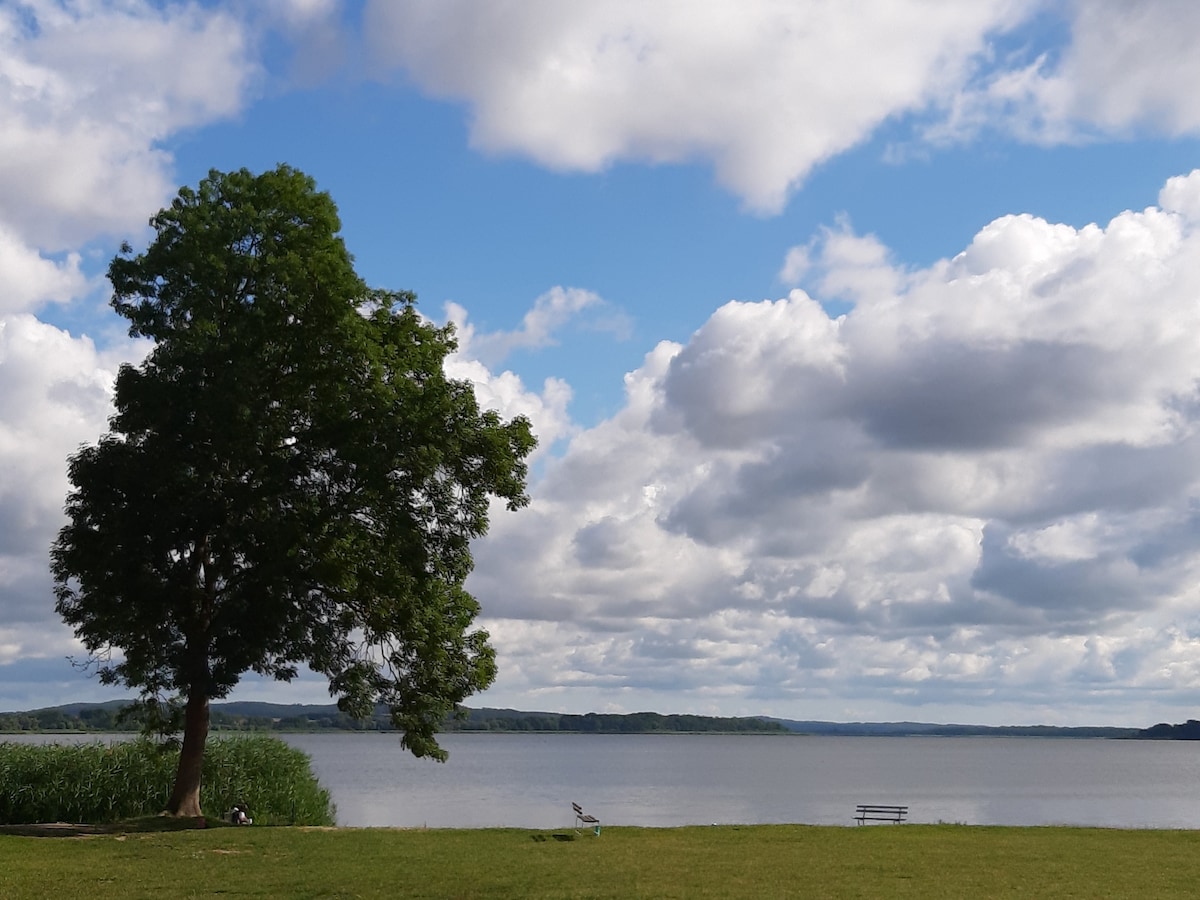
229,804,252,825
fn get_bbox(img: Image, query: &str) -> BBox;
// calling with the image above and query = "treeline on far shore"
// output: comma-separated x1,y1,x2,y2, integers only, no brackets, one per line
1136,719,1200,740
0,701,786,735
443,710,788,734
3,700,1194,738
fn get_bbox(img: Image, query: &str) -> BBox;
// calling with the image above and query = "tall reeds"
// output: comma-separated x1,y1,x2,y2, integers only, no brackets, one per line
0,736,334,825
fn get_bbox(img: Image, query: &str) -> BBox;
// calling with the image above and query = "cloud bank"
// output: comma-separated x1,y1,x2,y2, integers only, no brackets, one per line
364,0,1031,213
467,171,1200,724
4,2,1200,726
0,0,259,699
0,1,256,249
365,0,1200,213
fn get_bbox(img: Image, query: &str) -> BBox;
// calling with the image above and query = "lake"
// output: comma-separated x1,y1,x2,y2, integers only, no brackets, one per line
9,731,1200,829
280,733,1200,830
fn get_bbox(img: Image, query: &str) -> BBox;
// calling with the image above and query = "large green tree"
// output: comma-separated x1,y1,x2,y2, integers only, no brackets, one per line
51,166,535,817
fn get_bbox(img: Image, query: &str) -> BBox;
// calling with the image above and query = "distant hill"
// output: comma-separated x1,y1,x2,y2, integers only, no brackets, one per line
0,702,786,735
0,701,1147,738
448,709,788,734
765,718,1139,738
1134,720,1200,740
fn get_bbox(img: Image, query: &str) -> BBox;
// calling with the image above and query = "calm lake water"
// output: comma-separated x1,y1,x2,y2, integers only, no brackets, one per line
281,733,1200,830
11,732,1200,829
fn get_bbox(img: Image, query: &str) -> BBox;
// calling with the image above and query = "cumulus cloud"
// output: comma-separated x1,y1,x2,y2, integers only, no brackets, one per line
0,224,86,316
444,352,577,465
9,3,1200,725
932,0,1200,145
0,315,137,648
262,0,340,31
1044,0,1200,136
441,288,634,456
0,1,259,683
0,1,258,248
471,169,1200,724
446,286,631,369
363,0,1030,213
359,2,1200,211
254,0,347,84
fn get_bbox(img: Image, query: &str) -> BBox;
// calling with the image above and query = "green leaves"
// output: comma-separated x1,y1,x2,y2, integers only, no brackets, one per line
53,165,535,765
0,737,334,826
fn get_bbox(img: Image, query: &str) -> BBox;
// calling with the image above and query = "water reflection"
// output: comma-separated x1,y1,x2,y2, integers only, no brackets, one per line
280,733,1200,829
8,731,1196,828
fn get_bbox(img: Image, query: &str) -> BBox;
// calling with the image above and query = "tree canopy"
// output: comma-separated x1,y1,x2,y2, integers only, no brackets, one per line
51,165,535,815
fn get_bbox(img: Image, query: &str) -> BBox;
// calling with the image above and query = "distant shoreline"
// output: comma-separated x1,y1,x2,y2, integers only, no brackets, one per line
0,700,1167,738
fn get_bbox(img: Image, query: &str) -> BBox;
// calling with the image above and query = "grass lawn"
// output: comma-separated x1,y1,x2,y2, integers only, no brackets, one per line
3,823,1200,899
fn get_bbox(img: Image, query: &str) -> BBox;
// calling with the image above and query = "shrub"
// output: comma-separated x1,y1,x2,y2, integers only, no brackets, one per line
0,736,334,825
200,736,335,826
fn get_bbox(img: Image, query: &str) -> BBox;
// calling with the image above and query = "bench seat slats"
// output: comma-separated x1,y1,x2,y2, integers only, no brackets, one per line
572,802,600,833
854,804,907,824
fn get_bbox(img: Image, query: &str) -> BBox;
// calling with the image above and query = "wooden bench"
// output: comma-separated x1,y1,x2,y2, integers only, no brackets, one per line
855,804,907,824
572,802,600,834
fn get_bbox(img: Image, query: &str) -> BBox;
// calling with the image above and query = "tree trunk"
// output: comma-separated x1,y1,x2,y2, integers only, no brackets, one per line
166,692,209,817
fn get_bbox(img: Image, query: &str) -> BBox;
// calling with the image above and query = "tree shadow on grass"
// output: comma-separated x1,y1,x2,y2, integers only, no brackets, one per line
0,816,219,838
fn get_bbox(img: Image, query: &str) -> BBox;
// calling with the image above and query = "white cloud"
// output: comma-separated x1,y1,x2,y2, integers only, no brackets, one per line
445,354,578,464
0,314,137,644
361,2,1200,210
1049,0,1200,136
255,0,346,84
469,169,1200,724
442,290,632,456
446,286,630,368
262,0,340,31
1160,170,1200,223
931,1,1200,145
777,245,811,287
9,3,1200,726
0,223,87,315
0,1,260,685
0,13,260,610
0,1,258,248
364,0,1030,213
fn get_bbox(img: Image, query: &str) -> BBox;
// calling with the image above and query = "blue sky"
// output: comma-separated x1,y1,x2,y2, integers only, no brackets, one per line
5,0,1200,727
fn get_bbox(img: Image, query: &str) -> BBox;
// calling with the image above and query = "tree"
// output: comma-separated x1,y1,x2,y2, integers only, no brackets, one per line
51,166,535,817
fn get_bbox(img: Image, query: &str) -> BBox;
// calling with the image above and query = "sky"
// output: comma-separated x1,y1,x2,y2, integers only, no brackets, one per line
4,1,1200,727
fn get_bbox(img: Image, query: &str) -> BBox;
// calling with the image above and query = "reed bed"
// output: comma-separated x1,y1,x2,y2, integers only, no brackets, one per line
0,735,334,826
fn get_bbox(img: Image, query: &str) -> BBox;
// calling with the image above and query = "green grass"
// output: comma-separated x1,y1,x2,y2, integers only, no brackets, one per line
3,824,1200,899
0,736,334,826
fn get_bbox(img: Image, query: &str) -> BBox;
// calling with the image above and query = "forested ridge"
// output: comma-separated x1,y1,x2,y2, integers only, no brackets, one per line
4,702,1160,737
0,702,786,734
1134,719,1200,739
